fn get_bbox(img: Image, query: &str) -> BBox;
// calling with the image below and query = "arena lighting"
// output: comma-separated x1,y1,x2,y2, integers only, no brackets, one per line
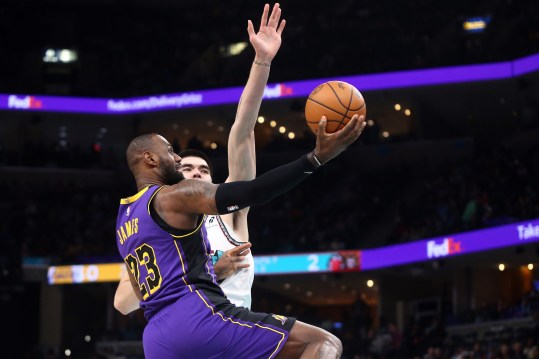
288,132,295,139
528,264,534,270
269,120,277,127
43,48,78,63
498,263,506,271
394,104,401,111
220,42,248,57
257,116,265,123
367,280,374,287
463,16,491,33
278,126,286,133
4,52,539,114
404,109,411,116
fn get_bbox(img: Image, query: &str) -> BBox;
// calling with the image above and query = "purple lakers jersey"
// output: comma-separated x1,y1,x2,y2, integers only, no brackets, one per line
115,185,223,320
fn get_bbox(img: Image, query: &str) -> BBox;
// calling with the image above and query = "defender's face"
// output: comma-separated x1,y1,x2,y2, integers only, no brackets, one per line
179,156,212,183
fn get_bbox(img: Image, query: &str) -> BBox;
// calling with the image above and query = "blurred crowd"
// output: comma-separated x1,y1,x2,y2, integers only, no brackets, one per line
334,292,539,359
0,133,538,264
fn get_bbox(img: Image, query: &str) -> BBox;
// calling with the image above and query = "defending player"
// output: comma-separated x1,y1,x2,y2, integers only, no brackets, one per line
114,2,284,313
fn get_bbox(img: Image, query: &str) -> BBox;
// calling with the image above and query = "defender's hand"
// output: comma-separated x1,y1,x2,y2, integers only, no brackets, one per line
247,3,286,63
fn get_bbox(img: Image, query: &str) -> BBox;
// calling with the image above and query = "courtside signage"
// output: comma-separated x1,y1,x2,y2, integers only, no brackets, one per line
426,237,463,258
361,219,539,270
47,263,125,285
3,53,539,114
253,250,361,275
47,219,539,283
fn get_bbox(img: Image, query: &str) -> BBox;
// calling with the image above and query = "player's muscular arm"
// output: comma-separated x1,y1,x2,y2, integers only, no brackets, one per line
163,156,318,218
159,116,365,222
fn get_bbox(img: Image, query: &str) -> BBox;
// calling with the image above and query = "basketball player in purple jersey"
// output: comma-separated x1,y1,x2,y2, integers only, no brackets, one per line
115,2,284,313
116,6,367,359
118,121,365,358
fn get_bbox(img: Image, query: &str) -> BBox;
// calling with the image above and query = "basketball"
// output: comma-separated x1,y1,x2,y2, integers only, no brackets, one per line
305,81,366,134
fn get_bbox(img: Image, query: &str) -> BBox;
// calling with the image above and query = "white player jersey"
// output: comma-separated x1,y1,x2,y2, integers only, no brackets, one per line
204,215,254,309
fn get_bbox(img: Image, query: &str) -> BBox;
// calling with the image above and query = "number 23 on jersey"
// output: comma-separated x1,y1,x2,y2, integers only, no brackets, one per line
124,243,162,299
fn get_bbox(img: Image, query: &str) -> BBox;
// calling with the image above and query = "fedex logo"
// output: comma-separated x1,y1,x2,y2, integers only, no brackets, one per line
7,95,43,109
427,237,462,258
263,84,294,99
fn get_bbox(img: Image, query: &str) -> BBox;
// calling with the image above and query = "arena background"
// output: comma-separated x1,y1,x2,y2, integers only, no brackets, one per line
1,0,539,358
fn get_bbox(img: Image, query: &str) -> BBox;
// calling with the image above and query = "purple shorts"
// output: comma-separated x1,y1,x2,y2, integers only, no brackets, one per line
142,290,296,359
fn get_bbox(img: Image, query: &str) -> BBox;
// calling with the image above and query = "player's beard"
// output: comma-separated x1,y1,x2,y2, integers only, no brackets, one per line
160,162,185,185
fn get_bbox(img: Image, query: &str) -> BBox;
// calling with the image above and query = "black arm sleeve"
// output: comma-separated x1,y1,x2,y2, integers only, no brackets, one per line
215,154,317,214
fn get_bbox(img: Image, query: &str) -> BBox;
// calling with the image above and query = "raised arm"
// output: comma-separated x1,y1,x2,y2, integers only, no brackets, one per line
226,3,286,183
223,3,286,240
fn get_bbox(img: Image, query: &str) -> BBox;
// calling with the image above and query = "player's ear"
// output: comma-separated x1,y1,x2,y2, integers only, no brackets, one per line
143,151,158,166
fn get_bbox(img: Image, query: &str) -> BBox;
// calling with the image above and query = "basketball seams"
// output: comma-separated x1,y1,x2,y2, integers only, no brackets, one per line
328,82,353,131
306,98,347,117
340,85,355,131
326,82,351,110
305,80,366,134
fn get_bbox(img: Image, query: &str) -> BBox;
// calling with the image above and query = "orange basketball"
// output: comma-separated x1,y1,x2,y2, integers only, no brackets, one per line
305,81,366,134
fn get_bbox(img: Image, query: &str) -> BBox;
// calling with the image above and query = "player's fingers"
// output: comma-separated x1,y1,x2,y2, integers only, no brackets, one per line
340,117,363,145
359,119,367,134
316,116,327,137
337,115,358,138
277,19,286,36
237,263,250,269
247,20,256,37
347,116,366,143
349,115,365,138
232,256,246,262
268,3,280,28
259,3,270,30
234,242,252,254
227,243,251,256
239,248,251,256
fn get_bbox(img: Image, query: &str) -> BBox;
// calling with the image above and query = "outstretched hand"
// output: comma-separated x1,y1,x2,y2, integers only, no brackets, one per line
247,3,286,63
213,242,252,281
314,114,367,164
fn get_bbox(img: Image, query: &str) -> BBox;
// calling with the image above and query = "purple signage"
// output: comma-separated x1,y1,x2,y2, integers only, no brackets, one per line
1,52,538,114
0,84,291,114
360,219,539,271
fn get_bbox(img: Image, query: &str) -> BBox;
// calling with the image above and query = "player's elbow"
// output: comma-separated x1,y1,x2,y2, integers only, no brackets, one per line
114,296,133,315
